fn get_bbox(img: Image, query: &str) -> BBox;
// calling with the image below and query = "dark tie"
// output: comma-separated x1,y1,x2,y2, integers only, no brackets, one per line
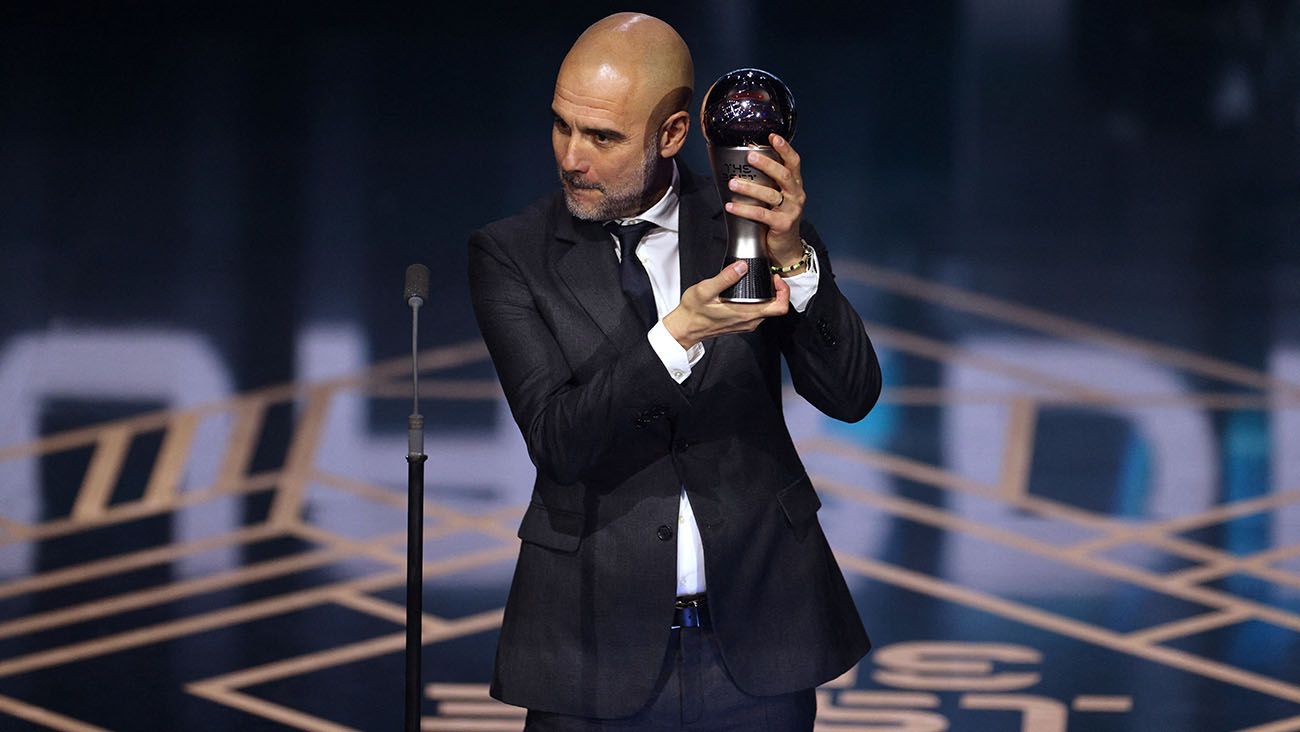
605,220,659,327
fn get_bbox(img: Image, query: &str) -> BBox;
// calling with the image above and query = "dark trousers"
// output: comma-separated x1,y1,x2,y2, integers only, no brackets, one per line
523,627,816,731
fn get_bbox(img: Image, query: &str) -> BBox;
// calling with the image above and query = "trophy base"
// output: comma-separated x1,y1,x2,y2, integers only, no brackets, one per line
720,256,774,302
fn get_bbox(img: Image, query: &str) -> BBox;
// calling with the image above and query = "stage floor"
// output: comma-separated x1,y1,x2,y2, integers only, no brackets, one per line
0,260,1297,731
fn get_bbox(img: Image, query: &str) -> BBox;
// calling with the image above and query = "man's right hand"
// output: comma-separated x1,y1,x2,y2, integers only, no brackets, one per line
662,261,791,350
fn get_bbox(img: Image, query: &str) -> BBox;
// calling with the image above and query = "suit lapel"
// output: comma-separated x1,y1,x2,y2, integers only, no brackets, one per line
676,162,727,299
676,163,728,393
553,198,629,340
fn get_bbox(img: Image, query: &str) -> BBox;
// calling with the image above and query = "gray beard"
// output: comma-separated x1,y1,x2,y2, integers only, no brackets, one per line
559,142,661,221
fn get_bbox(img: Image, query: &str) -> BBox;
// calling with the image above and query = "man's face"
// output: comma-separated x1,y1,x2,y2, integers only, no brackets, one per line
552,63,660,221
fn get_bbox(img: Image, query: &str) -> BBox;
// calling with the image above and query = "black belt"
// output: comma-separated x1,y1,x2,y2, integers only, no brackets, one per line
672,594,710,629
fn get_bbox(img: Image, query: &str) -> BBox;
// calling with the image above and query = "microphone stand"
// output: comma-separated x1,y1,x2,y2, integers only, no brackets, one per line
403,264,429,732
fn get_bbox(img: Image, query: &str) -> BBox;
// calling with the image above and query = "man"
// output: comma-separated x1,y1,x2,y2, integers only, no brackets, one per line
468,12,881,731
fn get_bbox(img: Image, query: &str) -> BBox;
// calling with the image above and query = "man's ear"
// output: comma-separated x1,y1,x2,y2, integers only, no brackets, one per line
658,111,690,158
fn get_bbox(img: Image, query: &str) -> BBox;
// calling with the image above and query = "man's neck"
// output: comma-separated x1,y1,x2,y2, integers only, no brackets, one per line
637,158,675,214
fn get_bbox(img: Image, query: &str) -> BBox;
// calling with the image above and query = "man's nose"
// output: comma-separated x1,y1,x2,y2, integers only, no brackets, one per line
560,137,586,173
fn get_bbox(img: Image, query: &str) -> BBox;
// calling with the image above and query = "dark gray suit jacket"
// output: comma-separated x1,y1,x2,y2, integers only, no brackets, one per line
468,162,880,718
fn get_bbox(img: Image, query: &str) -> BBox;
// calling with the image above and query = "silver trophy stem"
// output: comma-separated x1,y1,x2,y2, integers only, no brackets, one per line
708,145,780,302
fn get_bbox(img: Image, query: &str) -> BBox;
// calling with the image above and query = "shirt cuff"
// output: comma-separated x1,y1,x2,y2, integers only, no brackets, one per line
648,321,706,384
784,249,821,313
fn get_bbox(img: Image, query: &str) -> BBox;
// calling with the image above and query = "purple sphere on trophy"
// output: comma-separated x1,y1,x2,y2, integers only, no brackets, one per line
700,68,798,302
701,68,797,147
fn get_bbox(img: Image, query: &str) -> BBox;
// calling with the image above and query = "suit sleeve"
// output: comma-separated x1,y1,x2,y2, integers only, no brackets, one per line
469,228,689,486
773,222,882,423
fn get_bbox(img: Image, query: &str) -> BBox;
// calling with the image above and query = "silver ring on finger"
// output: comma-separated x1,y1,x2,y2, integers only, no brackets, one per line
775,191,785,207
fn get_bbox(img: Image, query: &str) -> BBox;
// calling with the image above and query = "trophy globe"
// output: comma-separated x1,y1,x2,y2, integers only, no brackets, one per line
701,68,797,148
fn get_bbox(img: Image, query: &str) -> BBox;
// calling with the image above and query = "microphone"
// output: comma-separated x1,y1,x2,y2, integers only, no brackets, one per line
700,68,798,302
403,263,430,457
404,263,430,308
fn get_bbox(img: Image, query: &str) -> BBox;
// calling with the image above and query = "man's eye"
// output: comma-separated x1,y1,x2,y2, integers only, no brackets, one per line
595,134,609,144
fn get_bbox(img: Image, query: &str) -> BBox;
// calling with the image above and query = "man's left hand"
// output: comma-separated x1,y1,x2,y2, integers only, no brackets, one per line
723,133,806,271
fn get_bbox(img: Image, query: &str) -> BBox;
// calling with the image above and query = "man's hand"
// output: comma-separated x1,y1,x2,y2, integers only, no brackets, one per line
662,261,790,349
722,133,806,269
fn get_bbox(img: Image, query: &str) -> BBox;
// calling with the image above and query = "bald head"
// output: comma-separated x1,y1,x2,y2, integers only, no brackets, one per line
558,13,693,137
551,13,695,219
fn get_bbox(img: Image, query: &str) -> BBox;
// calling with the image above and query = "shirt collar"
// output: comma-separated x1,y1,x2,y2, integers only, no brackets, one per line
613,160,680,233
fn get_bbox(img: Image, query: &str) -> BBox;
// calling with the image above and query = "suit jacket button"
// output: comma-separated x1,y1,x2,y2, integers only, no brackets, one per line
656,525,675,541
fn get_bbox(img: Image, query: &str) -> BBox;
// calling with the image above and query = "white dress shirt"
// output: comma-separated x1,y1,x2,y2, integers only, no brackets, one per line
612,161,820,596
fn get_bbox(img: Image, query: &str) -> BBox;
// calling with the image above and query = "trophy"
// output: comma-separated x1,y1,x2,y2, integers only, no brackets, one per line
700,68,798,302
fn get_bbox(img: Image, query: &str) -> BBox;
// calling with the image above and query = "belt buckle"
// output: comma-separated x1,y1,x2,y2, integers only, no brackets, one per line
674,593,706,610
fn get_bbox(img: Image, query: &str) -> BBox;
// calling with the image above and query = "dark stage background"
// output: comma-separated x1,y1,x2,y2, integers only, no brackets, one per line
1,2,1298,730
